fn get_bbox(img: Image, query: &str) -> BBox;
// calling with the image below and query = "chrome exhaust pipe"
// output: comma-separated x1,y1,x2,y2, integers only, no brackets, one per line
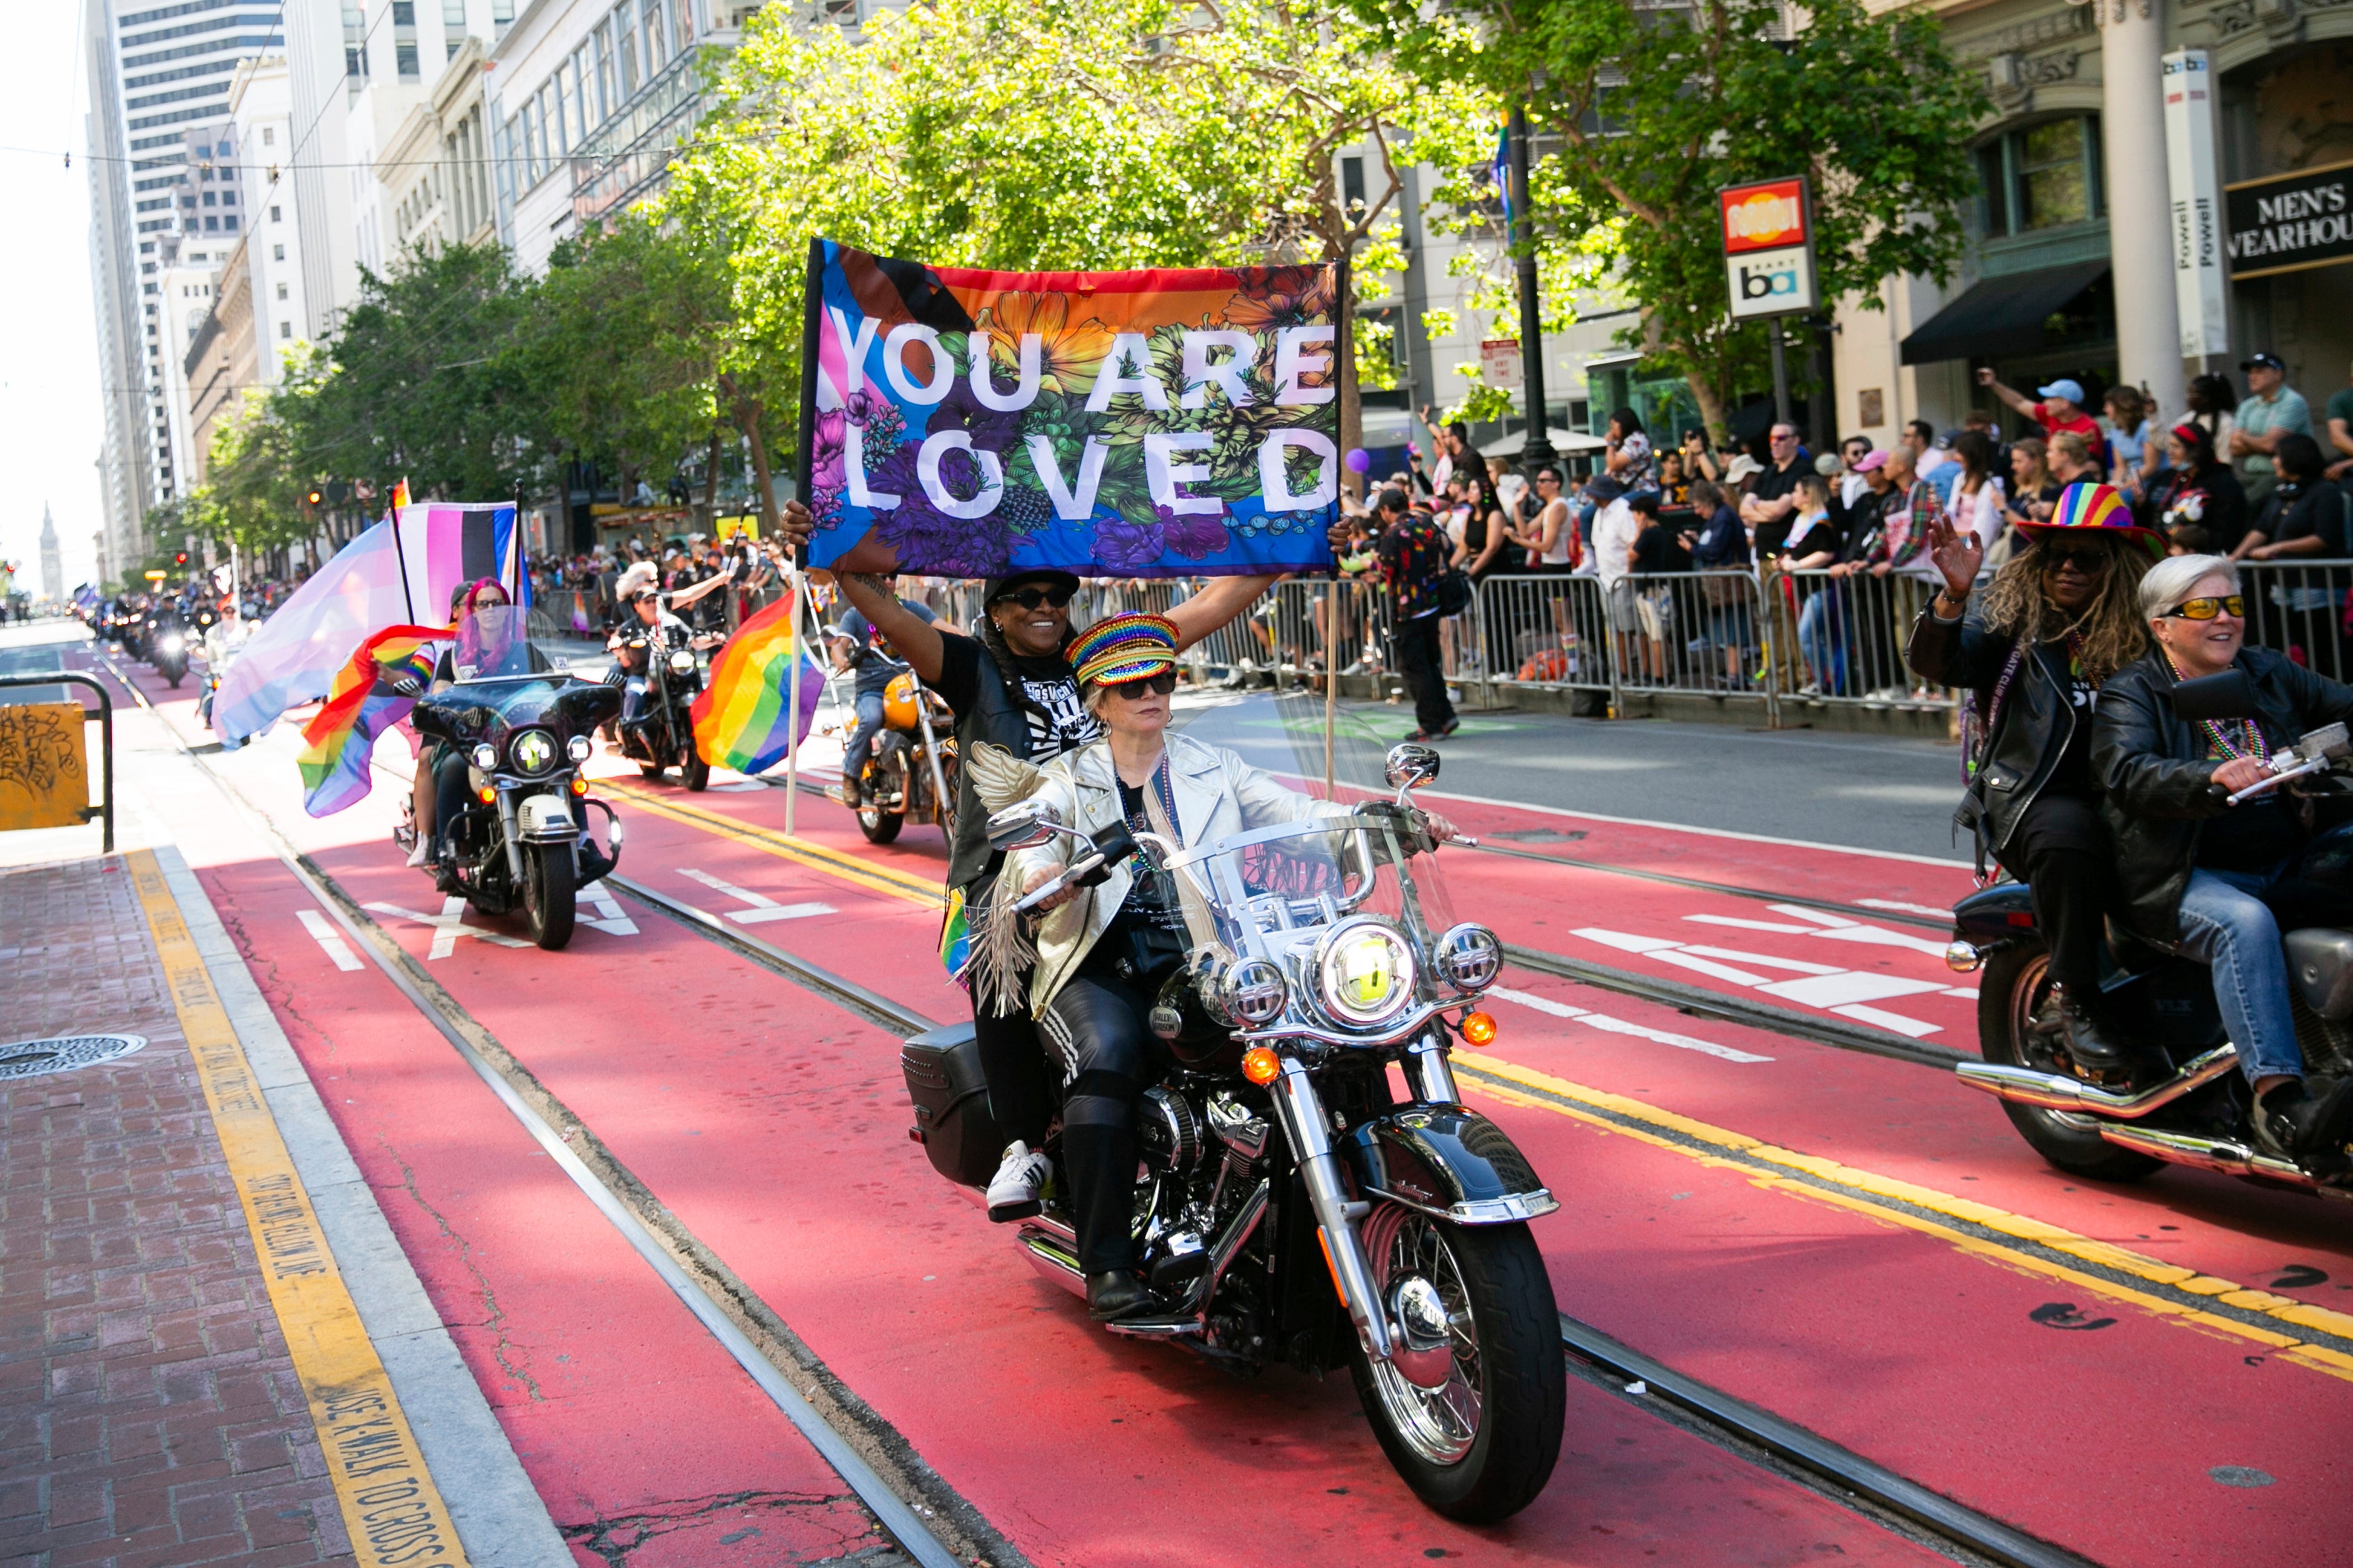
2093,1124,2348,1197
1015,1216,1087,1299
1954,1042,2238,1119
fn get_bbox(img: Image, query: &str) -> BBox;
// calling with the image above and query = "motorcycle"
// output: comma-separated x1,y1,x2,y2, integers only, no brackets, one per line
401,607,625,951
1946,669,2353,1195
609,618,719,790
151,617,191,688
840,669,959,845
900,744,1564,1521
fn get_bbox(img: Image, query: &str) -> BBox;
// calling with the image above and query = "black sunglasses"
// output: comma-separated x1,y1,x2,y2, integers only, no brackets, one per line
2039,545,2112,571
1106,670,1178,700
992,585,1075,611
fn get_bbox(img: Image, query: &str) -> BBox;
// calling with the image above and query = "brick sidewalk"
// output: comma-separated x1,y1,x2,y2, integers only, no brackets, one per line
0,855,350,1568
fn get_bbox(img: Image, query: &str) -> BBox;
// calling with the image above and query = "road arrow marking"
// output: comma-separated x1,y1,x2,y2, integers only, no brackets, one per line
677,867,836,925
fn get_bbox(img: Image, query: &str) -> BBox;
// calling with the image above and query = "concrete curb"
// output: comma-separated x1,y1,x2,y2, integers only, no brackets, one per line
152,843,573,1568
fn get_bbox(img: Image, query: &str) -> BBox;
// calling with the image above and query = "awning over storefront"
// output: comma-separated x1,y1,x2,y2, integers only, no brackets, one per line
1899,261,2110,366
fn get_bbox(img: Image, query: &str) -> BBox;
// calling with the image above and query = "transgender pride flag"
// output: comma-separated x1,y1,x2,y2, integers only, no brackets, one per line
212,502,525,744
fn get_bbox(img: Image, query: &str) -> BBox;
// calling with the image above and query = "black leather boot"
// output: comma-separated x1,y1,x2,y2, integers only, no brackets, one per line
2252,1078,2353,1162
1085,1270,1155,1321
2049,983,2131,1073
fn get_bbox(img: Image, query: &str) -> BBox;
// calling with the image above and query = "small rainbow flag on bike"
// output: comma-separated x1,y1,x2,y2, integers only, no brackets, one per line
297,624,446,816
689,593,825,776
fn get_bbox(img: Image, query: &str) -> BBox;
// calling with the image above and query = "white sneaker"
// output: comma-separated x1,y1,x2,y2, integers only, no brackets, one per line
986,1140,1051,1222
404,837,433,869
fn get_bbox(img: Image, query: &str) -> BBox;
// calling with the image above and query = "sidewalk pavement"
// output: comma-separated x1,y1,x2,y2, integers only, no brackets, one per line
1,849,566,1568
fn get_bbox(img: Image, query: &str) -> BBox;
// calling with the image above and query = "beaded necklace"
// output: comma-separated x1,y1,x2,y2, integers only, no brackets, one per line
2164,653,2270,763
1119,754,1182,879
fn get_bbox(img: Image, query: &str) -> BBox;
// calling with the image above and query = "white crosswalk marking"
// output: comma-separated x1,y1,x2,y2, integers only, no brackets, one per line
1488,986,1772,1064
1570,921,1947,1037
295,909,363,972
676,867,835,925
580,881,638,935
363,895,534,958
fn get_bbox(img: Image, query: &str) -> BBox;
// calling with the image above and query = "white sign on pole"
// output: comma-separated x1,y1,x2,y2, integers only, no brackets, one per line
2163,48,2229,360
1725,246,1817,320
1479,337,1524,390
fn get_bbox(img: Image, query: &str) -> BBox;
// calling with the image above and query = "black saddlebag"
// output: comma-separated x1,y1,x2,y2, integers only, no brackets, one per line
900,1021,1007,1188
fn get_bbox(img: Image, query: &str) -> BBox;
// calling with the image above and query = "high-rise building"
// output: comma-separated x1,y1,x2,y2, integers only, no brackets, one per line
85,0,283,583
40,506,65,602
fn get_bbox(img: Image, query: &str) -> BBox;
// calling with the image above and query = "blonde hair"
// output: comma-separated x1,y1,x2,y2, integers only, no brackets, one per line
1978,533,2153,683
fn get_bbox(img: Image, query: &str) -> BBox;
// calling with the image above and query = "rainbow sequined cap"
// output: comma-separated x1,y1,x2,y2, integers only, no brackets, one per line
2018,481,2165,559
1070,612,1180,687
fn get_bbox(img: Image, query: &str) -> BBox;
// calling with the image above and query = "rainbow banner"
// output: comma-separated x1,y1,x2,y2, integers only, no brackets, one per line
296,624,447,816
689,593,826,776
796,240,1343,579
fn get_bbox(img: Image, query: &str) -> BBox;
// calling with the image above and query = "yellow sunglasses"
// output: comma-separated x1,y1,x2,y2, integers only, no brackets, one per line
2162,595,2245,621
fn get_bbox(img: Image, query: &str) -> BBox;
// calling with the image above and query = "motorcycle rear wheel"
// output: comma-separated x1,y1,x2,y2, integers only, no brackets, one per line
1979,940,2162,1181
1348,1206,1563,1523
523,842,576,951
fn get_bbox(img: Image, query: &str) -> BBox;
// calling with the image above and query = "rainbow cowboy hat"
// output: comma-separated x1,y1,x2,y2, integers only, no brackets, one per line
1069,612,1180,687
2017,481,2165,559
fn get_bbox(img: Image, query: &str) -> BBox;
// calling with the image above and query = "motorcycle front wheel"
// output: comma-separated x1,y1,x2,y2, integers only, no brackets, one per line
1349,1204,1563,1523
523,842,576,951
682,745,710,792
1979,938,2162,1181
858,755,905,844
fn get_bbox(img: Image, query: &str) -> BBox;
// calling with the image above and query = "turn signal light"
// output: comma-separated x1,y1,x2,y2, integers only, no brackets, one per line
476,785,497,804
1460,1011,1497,1046
1240,1047,1281,1085
570,775,589,796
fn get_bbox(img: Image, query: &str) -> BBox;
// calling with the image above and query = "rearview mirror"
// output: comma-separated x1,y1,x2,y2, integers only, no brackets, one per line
2170,669,2257,724
1385,743,1441,793
987,798,1062,852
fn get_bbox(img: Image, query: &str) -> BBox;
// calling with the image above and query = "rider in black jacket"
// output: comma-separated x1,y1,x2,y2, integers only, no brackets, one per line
1906,483,2160,1070
2091,551,2353,1159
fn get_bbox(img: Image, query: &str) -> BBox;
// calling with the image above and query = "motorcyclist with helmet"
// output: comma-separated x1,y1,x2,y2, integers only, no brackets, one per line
2091,552,2353,1162
1908,481,2160,1073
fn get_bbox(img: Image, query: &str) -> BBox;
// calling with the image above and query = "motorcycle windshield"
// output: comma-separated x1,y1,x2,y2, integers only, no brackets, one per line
446,605,539,682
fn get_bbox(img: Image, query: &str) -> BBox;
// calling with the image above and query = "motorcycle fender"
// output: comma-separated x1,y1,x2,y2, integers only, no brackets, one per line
1343,1107,1558,1225
1952,881,2034,944
517,792,577,842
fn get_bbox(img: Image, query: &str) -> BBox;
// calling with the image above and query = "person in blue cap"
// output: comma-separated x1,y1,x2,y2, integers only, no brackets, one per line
1977,367,2110,473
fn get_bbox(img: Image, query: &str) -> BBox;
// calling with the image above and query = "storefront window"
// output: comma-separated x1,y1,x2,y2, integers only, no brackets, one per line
1975,115,2103,238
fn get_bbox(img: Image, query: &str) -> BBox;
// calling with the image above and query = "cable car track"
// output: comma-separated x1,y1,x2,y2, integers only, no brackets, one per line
97,646,2088,1567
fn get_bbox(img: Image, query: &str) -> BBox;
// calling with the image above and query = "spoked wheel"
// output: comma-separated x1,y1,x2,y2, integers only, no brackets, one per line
522,842,576,951
1349,1203,1563,1523
1979,939,2162,1181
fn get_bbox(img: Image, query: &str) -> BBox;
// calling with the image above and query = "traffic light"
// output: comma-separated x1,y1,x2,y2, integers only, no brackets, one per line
305,487,324,506
174,551,189,566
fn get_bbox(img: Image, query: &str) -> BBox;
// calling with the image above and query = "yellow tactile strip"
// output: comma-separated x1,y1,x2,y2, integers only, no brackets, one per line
127,849,476,1568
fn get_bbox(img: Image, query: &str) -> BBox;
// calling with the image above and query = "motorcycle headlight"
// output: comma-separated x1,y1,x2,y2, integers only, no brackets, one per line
1222,957,1289,1027
160,634,184,651
470,742,498,770
1433,922,1503,993
566,735,592,763
510,729,556,775
668,650,696,675
1315,917,1417,1028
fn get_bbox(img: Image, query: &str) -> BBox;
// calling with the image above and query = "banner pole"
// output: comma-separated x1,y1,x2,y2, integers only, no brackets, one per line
784,565,804,838
1326,253,1351,802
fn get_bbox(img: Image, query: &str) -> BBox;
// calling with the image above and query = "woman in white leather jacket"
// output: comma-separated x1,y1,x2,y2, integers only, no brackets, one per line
1009,613,1458,1320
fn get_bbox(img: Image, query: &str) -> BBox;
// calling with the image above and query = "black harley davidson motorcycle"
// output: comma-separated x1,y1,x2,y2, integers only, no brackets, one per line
1945,669,2353,1195
901,744,1563,1521
400,607,625,950
609,616,719,790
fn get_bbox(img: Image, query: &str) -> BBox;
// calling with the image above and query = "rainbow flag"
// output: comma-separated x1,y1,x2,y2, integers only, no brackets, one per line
297,624,447,816
689,593,826,776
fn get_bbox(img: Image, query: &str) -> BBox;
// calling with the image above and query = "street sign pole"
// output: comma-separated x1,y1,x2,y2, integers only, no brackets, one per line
1720,176,1817,433
1769,321,1791,425
1508,109,1554,465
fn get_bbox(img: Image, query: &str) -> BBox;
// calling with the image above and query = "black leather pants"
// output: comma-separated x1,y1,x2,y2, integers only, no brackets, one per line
1039,973,1163,1274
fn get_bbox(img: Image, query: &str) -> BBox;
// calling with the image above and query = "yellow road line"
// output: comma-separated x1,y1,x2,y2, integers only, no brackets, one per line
127,850,477,1567
605,782,945,908
1456,1053,2353,1382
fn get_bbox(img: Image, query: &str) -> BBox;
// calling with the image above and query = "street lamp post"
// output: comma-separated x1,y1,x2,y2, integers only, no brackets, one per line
1507,108,1554,466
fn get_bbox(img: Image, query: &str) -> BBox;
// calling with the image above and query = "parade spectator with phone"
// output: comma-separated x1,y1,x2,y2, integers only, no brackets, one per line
1977,368,2110,470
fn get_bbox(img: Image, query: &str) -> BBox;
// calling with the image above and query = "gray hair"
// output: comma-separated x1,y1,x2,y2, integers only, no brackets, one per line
2139,552,2237,619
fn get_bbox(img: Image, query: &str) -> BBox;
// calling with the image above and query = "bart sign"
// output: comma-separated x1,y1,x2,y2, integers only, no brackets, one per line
1721,177,1817,321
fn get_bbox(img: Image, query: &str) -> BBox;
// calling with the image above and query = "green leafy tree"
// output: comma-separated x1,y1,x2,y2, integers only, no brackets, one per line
1356,0,1986,440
